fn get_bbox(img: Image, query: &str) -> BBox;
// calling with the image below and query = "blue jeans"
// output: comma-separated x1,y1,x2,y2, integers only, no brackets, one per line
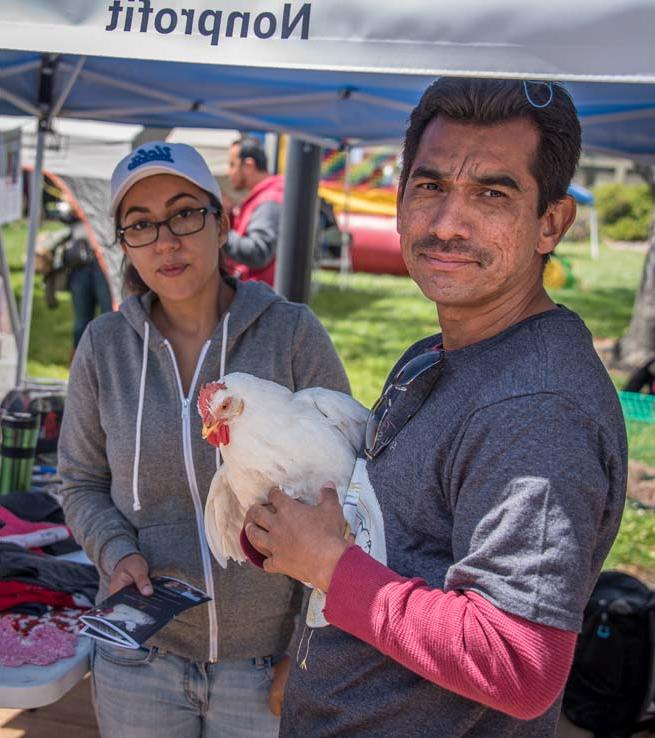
69,260,112,347
91,642,281,738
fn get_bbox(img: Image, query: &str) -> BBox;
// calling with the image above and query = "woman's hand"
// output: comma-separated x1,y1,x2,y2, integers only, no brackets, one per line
268,655,291,716
109,553,153,596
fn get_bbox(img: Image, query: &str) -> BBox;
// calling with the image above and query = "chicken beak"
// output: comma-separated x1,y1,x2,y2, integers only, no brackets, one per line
202,419,230,446
201,420,220,440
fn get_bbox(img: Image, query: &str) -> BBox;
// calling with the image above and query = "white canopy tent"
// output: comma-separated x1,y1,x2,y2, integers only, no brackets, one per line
1,0,655,386
0,115,243,386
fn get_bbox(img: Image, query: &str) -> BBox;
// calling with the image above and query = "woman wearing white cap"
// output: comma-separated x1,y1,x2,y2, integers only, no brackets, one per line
58,142,351,737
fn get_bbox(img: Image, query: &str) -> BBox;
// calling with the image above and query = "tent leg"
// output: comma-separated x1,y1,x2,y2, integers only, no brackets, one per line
339,146,353,286
0,231,20,341
15,125,46,387
275,138,322,303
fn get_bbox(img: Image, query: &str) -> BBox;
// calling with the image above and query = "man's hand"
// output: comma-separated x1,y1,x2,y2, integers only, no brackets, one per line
245,484,350,592
109,553,153,596
268,655,291,716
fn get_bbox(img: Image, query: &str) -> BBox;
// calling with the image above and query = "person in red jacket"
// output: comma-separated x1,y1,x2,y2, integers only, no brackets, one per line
225,136,284,285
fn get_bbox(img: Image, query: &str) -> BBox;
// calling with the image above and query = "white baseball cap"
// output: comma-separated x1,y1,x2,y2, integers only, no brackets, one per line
110,141,221,216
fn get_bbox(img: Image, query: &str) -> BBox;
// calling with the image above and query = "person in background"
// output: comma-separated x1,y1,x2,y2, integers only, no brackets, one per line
58,141,350,738
34,199,113,350
245,77,628,738
66,217,113,347
224,135,284,285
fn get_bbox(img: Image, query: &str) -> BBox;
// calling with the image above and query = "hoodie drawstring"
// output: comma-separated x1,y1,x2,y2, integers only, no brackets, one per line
215,312,231,470
132,312,231,509
220,312,230,379
132,320,150,512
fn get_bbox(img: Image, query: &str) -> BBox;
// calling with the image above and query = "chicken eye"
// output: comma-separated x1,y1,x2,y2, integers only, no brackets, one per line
221,400,230,410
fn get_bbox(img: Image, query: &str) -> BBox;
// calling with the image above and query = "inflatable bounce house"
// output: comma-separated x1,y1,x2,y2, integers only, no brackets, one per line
318,147,408,276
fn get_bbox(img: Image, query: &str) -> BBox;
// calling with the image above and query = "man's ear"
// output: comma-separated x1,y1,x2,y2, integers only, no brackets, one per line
396,186,404,235
536,195,577,256
242,157,256,175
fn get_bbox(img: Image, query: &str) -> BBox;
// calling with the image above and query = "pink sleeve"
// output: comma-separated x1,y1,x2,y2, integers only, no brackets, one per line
324,546,577,720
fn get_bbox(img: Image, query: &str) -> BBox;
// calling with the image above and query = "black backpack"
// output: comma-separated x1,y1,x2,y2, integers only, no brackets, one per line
563,571,655,737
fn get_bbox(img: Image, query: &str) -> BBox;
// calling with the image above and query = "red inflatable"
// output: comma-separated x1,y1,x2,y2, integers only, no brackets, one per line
336,213,408,276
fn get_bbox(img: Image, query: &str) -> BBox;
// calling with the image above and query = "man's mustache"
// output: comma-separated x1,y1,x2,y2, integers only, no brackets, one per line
410,236,492,268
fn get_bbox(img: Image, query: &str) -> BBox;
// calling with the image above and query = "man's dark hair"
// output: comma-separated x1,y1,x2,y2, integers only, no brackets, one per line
399,78,581,216
235,135,268,172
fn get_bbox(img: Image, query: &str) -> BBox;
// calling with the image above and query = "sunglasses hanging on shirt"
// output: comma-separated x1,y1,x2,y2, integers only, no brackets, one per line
365,349,445,460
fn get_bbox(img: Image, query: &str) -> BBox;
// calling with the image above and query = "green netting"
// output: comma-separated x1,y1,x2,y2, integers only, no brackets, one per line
619,391,655,466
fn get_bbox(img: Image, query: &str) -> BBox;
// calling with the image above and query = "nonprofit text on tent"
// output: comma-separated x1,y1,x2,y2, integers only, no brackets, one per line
105,1,311,46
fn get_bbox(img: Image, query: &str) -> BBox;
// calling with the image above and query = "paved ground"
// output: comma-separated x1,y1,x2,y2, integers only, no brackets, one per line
0,676,99,738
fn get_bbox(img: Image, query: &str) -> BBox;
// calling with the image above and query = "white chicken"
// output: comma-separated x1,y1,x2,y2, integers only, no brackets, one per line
197,372,369,569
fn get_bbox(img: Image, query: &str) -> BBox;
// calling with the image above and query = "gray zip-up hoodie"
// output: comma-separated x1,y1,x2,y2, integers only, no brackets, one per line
58,278,350,662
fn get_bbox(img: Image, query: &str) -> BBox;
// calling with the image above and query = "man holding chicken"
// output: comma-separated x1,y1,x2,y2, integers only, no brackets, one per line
245,77,627,737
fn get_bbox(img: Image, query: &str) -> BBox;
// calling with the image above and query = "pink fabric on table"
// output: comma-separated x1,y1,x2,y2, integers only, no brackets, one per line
0,613,79,666
324,545,577,721
6,606,85,636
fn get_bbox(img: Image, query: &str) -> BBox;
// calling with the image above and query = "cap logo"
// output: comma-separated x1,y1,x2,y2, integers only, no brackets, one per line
127,145,174,171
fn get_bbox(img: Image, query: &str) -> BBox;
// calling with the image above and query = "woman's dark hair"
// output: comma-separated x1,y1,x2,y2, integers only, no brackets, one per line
116,190,228,297
399,77,581,217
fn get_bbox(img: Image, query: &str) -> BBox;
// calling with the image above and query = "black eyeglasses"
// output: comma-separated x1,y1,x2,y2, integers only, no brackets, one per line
117,206,218,248
365,349,445,460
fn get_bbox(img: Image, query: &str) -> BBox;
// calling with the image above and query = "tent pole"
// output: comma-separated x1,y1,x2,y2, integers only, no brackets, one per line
275,138,322,303
15,55,55,387
0,232,20,341
50,56,85,118
15,123,46,387
339,146,353,284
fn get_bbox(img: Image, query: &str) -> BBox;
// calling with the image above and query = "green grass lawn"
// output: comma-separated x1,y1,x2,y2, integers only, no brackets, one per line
3,221,654,579
2,219,73,379
311,270,436,407
548,241,647,338
313,240,648,403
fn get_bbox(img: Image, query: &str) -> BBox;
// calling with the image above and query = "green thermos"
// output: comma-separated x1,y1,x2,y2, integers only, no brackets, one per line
0,412,40,494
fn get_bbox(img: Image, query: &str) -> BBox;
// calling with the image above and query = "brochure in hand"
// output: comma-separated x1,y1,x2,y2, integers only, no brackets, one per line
79,576,210,649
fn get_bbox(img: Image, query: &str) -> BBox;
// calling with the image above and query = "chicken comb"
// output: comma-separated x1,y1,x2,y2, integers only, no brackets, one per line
197,381,227,423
